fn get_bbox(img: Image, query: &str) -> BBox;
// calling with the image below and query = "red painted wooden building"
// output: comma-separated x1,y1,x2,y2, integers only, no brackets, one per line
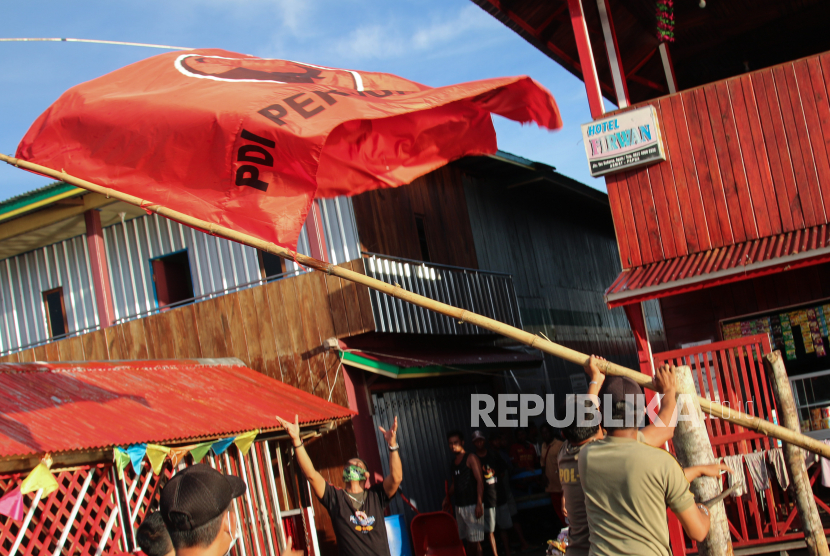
475,0,830,552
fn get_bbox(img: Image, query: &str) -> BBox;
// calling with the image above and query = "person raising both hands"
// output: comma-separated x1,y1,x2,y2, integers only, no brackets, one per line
276,414,403,556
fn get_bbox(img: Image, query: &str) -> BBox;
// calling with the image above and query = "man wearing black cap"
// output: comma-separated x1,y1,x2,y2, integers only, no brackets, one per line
159,463,247,556
578,371,726,555
277,414,402,556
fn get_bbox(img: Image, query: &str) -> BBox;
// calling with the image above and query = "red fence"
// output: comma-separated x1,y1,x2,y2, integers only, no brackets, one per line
0,440,316,556
654,334,830,551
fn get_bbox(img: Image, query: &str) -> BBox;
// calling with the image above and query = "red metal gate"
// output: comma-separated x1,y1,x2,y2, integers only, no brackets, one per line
654,334,830,551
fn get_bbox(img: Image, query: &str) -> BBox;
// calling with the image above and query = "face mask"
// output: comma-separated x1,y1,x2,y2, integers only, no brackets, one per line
343,465,365,482
223,511,240,556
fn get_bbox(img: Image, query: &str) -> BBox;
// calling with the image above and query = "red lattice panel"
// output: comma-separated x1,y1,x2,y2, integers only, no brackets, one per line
0,464,122,555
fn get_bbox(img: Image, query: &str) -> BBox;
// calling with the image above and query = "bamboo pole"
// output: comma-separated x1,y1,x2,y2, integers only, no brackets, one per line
4,153,830,459
672,366,731,556
764,352,829,556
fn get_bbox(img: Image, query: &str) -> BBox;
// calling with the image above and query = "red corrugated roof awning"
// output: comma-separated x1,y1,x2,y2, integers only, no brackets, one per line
0,358,354,459
605,225,830,308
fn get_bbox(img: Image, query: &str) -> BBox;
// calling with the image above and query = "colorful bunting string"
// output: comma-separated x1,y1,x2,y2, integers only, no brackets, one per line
20,462,58,496
169,444,198,468
114,447,131,480
126,444,148,474
233,430,259,456
0,487,24,521
110,430,259,476
211,437,235,456
146,444,171,475
189,441,215,464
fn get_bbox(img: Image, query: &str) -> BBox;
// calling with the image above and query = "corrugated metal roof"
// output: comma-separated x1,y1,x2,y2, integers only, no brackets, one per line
0,181,83,223
339,344,542,378
0,358,354,459
605,225,830,308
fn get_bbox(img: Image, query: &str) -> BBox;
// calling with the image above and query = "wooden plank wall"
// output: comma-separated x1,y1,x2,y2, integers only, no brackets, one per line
0,261,374,555
607,50,830,269
352,165,479,268
659,260,830,349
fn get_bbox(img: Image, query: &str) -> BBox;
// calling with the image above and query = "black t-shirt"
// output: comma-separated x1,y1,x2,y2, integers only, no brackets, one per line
452,453,478,507
321,483,395,556
477,451,503,508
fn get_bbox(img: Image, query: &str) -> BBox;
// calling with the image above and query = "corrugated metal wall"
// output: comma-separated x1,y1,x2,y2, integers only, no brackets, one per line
463,174,667,396
0,236,98,353
362,254,522,335
0,197,360,355
371,382,494,522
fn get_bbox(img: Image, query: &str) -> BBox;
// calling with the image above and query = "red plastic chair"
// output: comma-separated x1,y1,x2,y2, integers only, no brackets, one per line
410,512,466,556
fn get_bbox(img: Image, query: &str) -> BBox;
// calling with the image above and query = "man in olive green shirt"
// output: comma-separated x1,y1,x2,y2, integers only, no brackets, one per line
558,356,681,556
579,374,722,556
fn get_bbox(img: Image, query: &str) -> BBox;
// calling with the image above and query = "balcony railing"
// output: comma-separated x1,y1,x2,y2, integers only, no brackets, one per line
361,252,521,335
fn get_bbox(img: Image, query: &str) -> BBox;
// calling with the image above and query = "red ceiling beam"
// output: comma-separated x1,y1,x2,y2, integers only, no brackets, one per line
567,0,605,118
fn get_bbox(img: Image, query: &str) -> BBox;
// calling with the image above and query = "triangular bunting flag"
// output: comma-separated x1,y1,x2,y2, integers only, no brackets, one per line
233,430,259,456
126,444,148,474
211,437,236,456
114,447,131,480
0,486,24,521
146,444,171,475
20,463,58,496
168,445,197,467
189,442,214,463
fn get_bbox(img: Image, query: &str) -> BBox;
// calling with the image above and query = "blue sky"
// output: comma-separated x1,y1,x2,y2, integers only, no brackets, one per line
0,0,612,201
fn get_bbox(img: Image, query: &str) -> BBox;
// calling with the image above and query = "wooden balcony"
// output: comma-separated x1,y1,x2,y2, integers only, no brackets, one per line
606,50,830,271
0,253,521,366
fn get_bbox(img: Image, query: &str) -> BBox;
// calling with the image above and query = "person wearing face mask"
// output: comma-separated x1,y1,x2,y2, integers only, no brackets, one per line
159,464,246,556
277,414,403,556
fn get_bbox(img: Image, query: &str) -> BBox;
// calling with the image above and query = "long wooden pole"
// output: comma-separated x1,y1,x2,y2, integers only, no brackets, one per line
672,366,731,556
764,352,829,556
4,153,830,459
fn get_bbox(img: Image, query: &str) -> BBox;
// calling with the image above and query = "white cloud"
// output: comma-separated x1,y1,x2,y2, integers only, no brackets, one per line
411,5,492,50
324,4,501,62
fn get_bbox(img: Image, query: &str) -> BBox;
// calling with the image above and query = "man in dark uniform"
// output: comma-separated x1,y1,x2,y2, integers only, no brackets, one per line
277,414,402,556
442,430,486,556
472,430,501,556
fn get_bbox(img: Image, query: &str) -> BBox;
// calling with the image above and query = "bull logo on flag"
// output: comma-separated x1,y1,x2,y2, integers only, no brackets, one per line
175,54,331,85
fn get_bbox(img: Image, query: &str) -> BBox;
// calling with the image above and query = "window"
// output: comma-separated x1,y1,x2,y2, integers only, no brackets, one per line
43,287,68,338
151,250,194,307
258,250,284,280
414,214,431,262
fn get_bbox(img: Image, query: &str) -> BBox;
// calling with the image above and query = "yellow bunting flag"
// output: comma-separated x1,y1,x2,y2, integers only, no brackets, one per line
188,441,215,464
146,444,171,475
113,448,131,480
20,463,58,496
233,430,259,456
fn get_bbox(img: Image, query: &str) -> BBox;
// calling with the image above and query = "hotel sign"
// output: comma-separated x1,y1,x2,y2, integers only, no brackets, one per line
580,106,666,177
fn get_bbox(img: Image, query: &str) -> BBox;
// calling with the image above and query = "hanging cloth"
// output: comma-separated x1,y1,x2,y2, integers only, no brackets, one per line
767,448,789,491
744,451,769,512
722,455,746,497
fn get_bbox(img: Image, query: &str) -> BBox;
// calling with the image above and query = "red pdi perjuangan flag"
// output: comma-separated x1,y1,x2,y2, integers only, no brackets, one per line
17,49,562,249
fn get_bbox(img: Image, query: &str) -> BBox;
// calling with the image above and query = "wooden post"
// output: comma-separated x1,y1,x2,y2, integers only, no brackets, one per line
4,153,830,460
764,351,830,556
84,209,116,328
672,366,732,555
